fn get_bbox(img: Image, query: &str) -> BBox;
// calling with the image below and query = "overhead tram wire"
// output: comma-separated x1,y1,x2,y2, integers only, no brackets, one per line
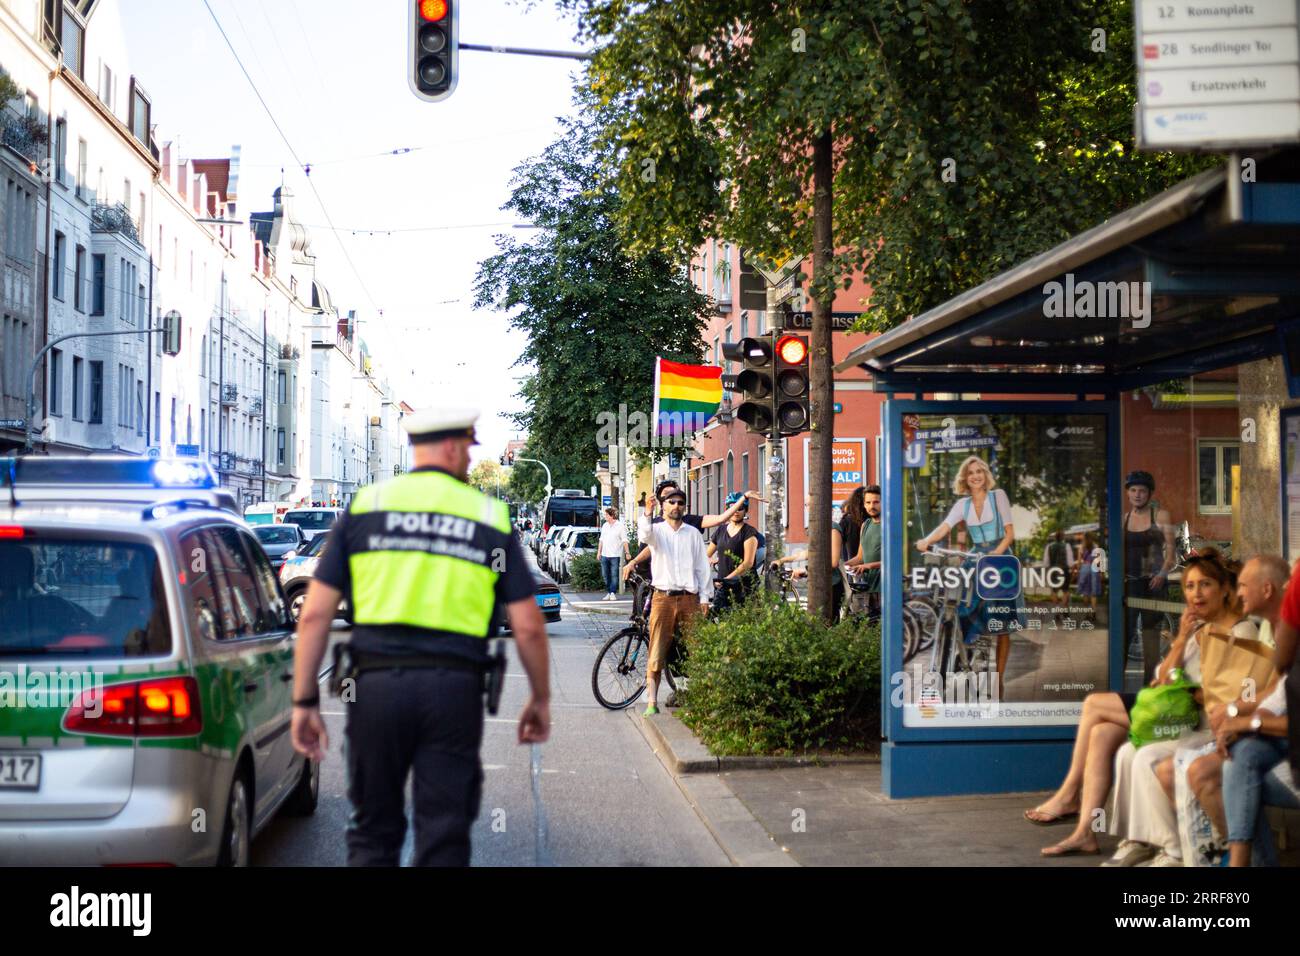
201,0,382,314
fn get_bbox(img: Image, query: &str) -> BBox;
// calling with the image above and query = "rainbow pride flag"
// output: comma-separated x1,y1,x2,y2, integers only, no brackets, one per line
653,357,723,436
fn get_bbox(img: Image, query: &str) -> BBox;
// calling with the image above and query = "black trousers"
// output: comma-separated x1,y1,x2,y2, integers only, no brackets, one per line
344,666,484,867
1124,577,1168,683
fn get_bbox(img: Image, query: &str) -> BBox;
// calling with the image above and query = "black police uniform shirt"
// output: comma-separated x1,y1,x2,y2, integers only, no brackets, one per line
313,467,534,663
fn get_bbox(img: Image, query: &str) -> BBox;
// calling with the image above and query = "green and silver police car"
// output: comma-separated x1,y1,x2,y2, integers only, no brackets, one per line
0,457,317,866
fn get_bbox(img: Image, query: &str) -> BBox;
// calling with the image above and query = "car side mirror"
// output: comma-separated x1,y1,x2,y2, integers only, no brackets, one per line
285,550,298,560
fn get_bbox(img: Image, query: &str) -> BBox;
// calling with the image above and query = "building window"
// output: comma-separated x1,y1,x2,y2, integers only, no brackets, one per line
49,348,62,416
74,245,85,310
88,360,102,423
170,397,176,445
128,78,150,148
186,406,192,444
136,380,144,436
76,138,87,199
154,391,160,444
741,452,749,493
100,63,113,111
52,232,65,300
277,369,287,404
91,254,105,314
72,356,82,420
53,118,66,185
1198,440,1240,515
61,9,84,77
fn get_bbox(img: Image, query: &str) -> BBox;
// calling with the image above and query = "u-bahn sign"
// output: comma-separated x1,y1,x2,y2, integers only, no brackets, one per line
1135,0,1300,149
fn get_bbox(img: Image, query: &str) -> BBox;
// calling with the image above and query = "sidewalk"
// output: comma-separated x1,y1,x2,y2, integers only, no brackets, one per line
562,586,633,617
630,706,1110,867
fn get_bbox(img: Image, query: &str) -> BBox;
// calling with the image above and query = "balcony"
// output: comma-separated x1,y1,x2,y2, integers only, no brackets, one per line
221,383,238,406
1,113,45,164
216,451,236,473
90,202,142,247
248,396,263,416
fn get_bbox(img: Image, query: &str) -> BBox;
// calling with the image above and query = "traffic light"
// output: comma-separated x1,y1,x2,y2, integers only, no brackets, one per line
410,0,458,103
162,311,182,356
773,333,809,436
722,336,775,435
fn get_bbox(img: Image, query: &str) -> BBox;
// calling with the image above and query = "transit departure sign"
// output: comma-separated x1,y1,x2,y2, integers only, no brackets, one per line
1135,0,1300,149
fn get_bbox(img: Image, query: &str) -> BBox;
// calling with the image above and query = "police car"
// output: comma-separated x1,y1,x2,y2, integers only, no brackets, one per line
0,457,317,866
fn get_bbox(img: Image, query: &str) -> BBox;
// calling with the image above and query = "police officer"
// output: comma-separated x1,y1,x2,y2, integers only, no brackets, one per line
290,408,550,867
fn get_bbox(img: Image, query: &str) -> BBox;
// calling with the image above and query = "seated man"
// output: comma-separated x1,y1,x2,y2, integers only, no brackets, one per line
1188,554,1296,866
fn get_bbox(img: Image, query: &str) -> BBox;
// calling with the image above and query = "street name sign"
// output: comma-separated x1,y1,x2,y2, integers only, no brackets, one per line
1135,0,1300,149
780,311,862,331
0,419,25,430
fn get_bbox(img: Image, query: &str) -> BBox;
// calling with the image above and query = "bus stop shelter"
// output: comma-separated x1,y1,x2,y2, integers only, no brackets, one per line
836,148,1300,797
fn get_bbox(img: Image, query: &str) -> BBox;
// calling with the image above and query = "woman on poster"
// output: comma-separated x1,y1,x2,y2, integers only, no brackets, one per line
914,455,1020,685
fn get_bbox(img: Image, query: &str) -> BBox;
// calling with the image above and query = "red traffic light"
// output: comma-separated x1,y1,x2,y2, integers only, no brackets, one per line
420,0,448,20
775,335,807,365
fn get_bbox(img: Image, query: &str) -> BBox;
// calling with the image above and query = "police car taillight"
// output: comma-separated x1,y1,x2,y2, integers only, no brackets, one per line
0,526,24,539
63,677,202,738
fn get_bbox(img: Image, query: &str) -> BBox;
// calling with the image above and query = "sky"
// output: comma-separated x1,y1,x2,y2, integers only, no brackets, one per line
119,0,586,464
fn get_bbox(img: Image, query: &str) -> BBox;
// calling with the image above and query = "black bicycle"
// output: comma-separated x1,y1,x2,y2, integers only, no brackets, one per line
591,571,682,710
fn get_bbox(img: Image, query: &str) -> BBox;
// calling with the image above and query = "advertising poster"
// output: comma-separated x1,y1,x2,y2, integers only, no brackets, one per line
804,438,867,527
899,412,1110,727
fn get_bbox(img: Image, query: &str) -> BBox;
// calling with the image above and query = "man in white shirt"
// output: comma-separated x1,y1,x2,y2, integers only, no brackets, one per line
637,487,713,717
598,508,630,600
1190,554,1295,865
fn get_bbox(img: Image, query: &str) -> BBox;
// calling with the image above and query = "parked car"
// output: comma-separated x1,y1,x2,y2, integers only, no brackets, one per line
253,523,305,572
281,507,342,543
493,567,562,632
547,527,580,579
558,529,601,584
278,531,349,623
0,456,317,866
538,526,569,570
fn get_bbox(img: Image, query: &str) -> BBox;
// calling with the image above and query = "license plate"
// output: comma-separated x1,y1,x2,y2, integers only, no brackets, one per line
0,753,40,790
541,597,559,607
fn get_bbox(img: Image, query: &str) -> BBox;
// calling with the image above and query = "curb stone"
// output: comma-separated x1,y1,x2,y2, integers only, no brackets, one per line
625,706,797,867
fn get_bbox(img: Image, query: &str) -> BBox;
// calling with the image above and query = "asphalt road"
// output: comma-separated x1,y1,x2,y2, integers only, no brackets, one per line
251,599,729,867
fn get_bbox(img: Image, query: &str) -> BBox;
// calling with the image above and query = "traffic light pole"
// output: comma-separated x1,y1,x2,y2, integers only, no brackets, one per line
24,325,173,454
764,283,784,564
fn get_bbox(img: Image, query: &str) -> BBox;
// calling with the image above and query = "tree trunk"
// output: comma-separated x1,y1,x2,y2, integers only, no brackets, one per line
806,130,835,623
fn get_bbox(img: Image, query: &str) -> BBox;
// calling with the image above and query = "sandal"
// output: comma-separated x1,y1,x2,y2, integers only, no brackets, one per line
1041,840,1099,858
1024,806,1079,826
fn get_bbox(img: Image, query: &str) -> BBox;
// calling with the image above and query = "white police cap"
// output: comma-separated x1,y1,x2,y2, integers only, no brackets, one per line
401,407,480,444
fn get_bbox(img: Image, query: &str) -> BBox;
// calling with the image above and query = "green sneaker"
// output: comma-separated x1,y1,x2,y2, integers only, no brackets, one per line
643,704,659,717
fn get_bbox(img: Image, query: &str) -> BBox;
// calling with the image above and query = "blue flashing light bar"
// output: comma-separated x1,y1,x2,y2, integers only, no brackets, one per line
0,456,218,489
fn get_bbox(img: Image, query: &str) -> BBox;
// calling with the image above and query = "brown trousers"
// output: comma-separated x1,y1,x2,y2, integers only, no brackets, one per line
648,591,702,678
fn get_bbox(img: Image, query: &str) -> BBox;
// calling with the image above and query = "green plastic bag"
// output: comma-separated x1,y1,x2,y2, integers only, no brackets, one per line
1128,680,1200,749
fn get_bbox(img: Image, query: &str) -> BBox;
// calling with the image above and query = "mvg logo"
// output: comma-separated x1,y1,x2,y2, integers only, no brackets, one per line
1046,425,1094,440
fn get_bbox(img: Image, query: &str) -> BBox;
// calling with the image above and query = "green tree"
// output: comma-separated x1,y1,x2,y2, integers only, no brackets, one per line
473,110,712,492
559,0,1210,618
467,459,506,498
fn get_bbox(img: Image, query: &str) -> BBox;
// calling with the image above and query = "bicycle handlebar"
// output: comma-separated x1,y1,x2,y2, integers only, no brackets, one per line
925,545,981,560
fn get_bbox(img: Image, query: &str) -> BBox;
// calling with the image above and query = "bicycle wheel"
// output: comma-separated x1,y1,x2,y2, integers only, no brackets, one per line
902,609,921,663
906,599,939,652
592,627,650,710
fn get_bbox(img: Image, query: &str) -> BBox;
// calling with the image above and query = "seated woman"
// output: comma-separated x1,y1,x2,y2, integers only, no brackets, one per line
1101,550,1256,867
1030,550,1244,858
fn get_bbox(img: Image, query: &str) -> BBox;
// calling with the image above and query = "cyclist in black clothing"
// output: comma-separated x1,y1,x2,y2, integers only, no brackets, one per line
1122,470,1176,681
707,493,760,615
